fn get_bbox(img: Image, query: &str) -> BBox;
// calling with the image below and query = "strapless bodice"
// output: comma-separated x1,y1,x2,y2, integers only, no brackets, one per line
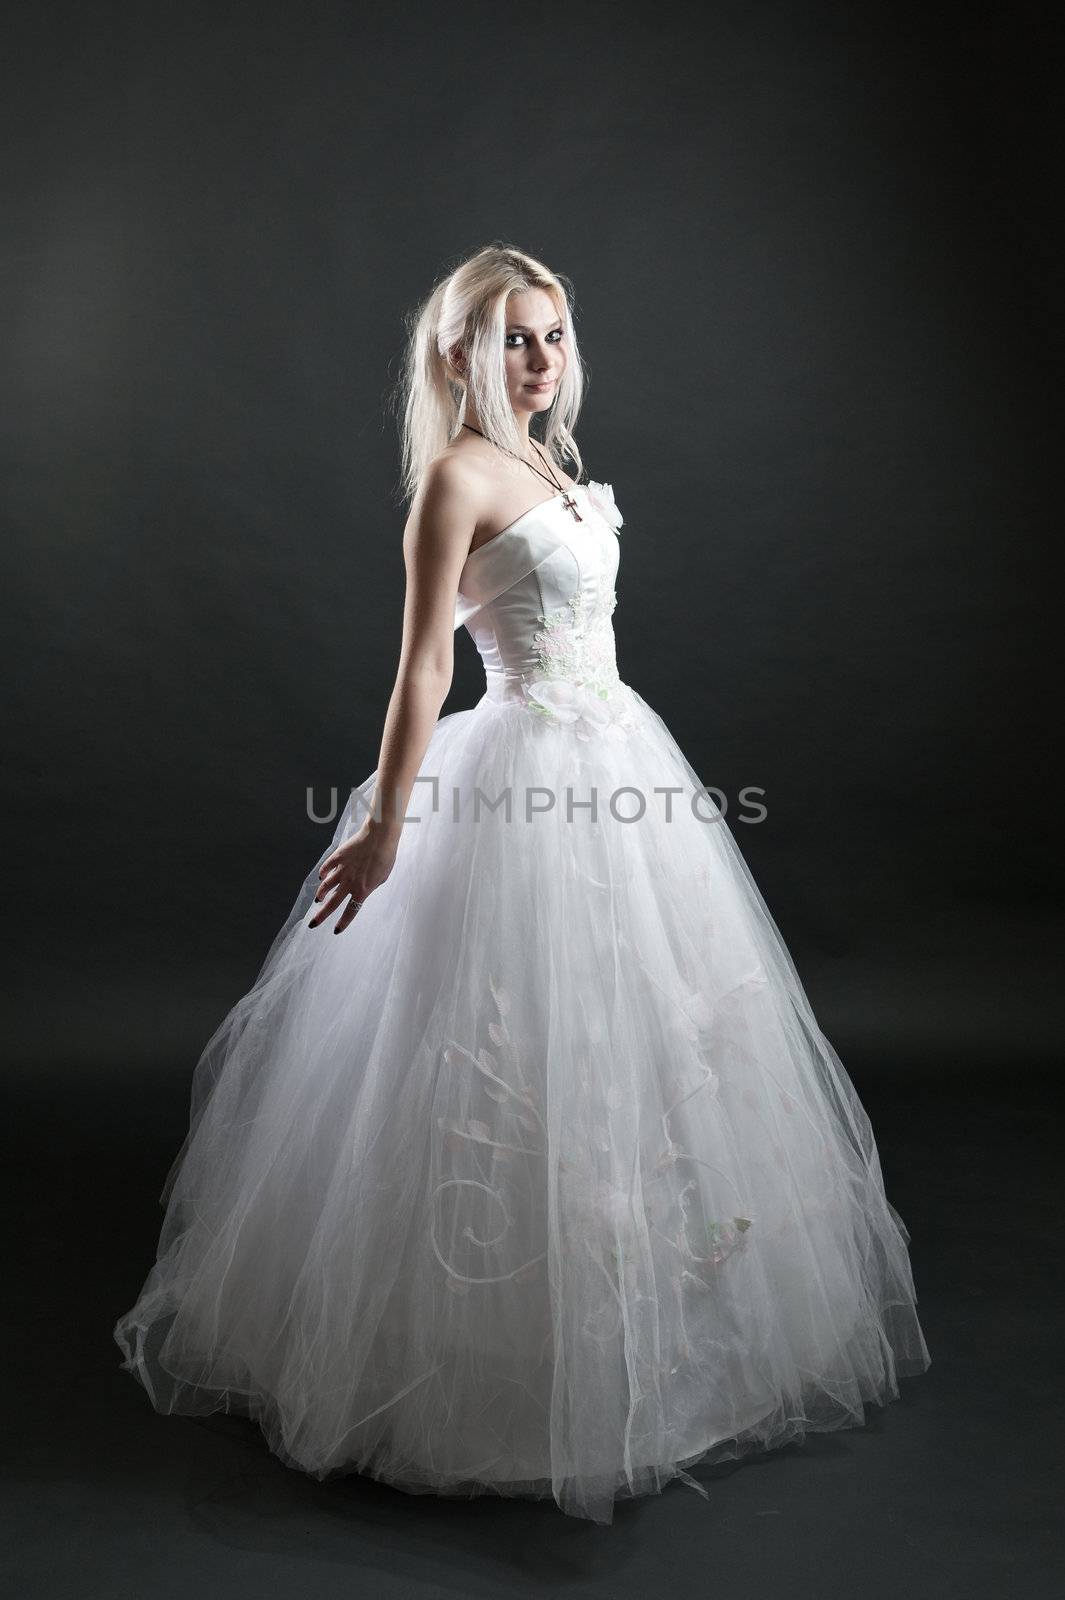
453,481,636,738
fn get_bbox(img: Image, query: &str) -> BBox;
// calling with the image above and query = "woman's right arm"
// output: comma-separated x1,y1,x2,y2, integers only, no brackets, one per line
309,457,480,934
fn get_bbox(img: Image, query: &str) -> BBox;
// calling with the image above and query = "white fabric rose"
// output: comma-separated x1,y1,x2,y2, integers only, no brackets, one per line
523,677,635,741
586,480,623,532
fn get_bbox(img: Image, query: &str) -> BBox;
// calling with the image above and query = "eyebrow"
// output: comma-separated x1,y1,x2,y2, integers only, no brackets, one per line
506,319,562,332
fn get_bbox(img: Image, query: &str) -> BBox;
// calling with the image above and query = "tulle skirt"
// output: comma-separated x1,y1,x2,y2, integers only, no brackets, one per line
113,683,930,1525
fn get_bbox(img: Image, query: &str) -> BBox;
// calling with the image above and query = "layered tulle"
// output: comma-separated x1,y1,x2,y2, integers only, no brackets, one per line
114,684,930,1524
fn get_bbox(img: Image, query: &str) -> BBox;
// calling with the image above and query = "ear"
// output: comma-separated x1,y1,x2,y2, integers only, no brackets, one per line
447,344,467,376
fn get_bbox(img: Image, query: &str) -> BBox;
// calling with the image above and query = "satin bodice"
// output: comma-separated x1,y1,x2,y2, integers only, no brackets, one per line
453,481,633,735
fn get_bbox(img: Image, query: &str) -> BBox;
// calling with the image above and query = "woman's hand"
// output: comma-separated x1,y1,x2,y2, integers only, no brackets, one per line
309,821,399,935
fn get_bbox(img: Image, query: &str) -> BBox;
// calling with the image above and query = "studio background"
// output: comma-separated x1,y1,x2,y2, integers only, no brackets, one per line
3,3,1061,1595
7,7,1056,1076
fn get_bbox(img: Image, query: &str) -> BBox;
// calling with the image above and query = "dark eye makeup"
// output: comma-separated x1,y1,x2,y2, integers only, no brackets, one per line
505,328,564,347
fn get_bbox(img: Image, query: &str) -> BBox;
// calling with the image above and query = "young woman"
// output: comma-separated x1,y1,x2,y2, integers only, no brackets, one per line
114,243,930,1526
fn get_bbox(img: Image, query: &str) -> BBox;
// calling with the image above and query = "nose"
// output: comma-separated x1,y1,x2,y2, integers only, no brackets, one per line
528,337,559,372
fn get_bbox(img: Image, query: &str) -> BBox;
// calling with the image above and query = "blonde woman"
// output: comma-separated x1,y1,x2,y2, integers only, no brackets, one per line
114,243,930,1525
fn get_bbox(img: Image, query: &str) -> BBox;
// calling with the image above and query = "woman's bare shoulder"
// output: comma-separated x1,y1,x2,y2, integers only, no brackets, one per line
430,440,578,496
415,447,492,523
410,440,585,560
402,451,484,561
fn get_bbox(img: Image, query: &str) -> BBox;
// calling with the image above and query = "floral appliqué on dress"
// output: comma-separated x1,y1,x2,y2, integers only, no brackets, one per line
522,481,636,741
434,971,755,1348
585,480,623,532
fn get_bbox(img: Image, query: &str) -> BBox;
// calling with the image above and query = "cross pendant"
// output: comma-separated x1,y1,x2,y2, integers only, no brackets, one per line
561,490,583,522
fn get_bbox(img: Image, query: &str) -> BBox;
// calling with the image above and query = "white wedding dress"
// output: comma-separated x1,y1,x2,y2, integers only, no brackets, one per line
113,478,931,1524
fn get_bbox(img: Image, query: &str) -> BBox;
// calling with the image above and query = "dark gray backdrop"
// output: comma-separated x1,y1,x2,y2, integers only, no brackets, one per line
4,2,1057,1073
5,4,1063,1595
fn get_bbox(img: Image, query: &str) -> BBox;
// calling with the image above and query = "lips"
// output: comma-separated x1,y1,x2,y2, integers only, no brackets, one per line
525,380,556,390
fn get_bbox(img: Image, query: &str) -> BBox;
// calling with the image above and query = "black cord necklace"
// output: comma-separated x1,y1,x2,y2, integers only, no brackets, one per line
460,422,583,523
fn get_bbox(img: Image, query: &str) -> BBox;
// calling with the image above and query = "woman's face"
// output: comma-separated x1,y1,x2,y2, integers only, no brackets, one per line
502,288,566,418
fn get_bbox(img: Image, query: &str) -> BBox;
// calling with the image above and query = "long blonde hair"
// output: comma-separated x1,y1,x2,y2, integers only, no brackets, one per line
393,242,586,508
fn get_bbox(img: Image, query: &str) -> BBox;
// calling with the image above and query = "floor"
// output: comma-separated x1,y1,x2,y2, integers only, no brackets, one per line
6,1052,1059,1600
